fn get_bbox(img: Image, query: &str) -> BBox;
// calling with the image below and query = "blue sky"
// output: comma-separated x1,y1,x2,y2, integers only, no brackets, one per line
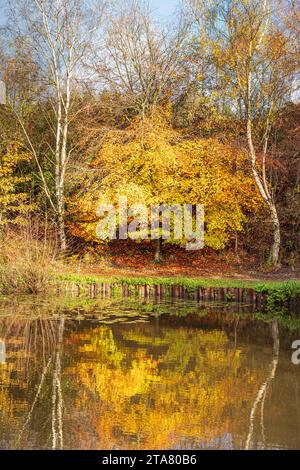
0,1,180,25
148,0,179,19
0,0,7,26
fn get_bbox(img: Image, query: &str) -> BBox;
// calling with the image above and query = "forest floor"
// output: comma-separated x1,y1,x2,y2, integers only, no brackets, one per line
68,240,300,282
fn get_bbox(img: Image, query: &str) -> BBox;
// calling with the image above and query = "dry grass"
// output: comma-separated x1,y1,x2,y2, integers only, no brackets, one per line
0,225,58,294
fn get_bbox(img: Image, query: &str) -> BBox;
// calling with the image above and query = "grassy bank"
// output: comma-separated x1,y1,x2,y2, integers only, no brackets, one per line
1,250,300,306
58,272,300,291
57,273,300,307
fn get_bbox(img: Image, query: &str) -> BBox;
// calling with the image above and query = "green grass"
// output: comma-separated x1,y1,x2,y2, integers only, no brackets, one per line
57,272,300,296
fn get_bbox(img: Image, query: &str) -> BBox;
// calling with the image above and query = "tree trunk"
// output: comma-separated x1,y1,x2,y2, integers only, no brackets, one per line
56,68,71,254
54,83,66,253
268,203,281,266
246,113,281,266
57,186,66,252
154,237,163,263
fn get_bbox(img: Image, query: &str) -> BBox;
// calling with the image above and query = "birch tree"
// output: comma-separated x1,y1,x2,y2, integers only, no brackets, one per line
229,0,296,266
8,0,104,251
187,0,297,265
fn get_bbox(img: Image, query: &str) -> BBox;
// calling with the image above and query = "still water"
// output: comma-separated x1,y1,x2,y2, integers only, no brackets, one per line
0,295,300,450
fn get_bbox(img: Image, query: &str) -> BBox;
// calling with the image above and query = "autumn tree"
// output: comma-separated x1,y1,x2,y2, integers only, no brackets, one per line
6,0,105,251
69,110,179,261
186,0,298,265
69,110,260,259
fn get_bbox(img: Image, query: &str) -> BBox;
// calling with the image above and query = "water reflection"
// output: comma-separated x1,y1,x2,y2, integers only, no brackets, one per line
245,320,279,449
0,297,299,450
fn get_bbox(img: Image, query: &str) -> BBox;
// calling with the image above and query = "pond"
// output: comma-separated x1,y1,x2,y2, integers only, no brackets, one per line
0,295,300,450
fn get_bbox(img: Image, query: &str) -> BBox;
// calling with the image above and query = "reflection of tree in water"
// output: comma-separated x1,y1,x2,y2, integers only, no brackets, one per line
64,323,270,450
0,298,298,450
0,315,65,449
245,320,280,450
51,318,64,450
0,339,5,364
3,316,58,372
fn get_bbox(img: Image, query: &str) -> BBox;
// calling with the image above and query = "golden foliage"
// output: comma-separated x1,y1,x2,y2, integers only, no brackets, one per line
0,145,33,229
70,110,262,249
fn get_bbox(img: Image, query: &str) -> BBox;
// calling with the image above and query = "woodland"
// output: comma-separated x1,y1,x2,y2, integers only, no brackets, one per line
0,0,299,288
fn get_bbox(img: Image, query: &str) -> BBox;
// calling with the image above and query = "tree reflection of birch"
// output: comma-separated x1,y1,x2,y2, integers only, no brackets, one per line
245,320,280,450
4,316,57,374
2,315,65,449
52,318,65,450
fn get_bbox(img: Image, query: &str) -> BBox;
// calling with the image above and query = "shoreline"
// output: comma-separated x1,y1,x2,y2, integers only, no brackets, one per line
55,273,300,308
1,271,300,307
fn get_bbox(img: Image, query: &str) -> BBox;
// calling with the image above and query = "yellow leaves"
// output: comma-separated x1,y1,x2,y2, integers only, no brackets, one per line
0,145,33,228
70,109,263,248
172,138,262,249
